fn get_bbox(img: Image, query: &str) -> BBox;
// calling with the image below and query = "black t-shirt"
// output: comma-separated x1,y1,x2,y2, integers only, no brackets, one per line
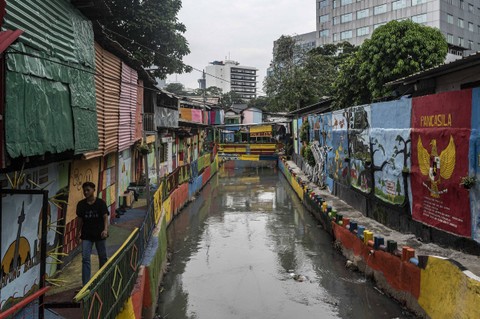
76,198,109,241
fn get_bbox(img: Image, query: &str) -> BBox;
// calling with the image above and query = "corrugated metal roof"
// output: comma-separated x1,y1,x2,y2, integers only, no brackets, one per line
387,52,480,86
0,29,23,53
118,62,138,151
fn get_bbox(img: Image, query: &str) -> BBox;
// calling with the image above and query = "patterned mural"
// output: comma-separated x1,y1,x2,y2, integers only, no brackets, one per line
471,88,480,243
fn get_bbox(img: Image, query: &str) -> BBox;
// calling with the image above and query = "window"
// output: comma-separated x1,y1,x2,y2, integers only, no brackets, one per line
412,14,427,24
468,3,474,12
333,16,339,25
458,18,464,28
447,14,453,24
412,0,426,4
319,29,330,37
319,0,328,8
459,0,464,9
340,30,353,40
341,0,352,5
341,13,353,23
357,26,369,36
319,14,329,23
447,33,454,44
374,4,387,15
469,40,474,50
333,33,339,41
458,37,464,47
445,0,453,4
374,22,387,30
357,8,369,19
333,0,338,8
392,0,408,10
468,22,474,32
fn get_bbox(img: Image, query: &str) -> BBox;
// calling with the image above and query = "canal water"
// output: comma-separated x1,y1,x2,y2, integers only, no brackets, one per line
157,167,414,319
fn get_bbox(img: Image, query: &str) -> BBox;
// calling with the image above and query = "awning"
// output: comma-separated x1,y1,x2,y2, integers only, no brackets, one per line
0,30,23,54
250,125,272,137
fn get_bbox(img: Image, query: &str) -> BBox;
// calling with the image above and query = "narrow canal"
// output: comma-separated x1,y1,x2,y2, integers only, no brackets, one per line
157,167,414,319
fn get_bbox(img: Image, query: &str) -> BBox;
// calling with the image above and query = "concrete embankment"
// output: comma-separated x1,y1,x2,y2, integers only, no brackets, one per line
279,157,480,319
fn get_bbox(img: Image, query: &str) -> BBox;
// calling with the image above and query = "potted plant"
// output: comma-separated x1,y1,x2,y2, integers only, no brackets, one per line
137,143,151,155
460,176,476,189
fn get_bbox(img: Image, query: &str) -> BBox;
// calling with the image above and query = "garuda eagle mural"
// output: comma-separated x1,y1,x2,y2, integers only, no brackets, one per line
417,135,456,198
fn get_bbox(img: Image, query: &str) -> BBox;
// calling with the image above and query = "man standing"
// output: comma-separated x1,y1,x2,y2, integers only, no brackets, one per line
76,182,109,286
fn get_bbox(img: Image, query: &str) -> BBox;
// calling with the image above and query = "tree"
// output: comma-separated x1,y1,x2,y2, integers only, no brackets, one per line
165,83,187,95
101,0,191,79
333,20,447,109
219,91,244,108
264,36,354,112
194,86,223,97
247,96,270,109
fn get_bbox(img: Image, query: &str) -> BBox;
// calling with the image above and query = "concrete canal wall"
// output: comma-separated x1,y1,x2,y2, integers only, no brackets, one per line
278,157,480,319
116,155,219,319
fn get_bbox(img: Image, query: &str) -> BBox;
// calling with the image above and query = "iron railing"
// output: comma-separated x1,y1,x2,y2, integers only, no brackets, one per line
74,229,139,319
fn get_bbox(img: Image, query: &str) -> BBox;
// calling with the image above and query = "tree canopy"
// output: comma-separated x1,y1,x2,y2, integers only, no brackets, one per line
102,0,191,79
333,20,447,109
165,82,187,95
219,91,244,108
264,36,355,112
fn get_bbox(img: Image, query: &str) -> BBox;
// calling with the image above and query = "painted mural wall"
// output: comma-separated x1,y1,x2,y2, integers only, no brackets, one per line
1,162,70,311
293,88,480,240
371,99,412,205
118,149,132,199
99,153,117,219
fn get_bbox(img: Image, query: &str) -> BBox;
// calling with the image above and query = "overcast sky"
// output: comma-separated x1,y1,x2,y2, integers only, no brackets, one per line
166,0,316,94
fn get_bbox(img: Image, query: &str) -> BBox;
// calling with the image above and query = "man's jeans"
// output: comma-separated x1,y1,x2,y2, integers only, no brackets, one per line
82,239,108,286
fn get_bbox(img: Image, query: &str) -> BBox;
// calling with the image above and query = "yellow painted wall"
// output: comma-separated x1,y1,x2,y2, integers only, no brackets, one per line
240,154,259,161
115,297,136,319
66,158,100,223
418,257,480,319
291,177,304,200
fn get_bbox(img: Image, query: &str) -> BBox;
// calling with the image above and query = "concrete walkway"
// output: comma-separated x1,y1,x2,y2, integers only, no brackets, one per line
286,160,480,277
44,199,149,319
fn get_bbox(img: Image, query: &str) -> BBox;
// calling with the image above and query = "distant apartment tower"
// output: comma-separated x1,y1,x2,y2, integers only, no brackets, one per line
317,0,480,56
204,60,258,99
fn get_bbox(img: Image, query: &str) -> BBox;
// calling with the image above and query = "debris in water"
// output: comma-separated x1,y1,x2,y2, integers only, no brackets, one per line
293,274,306,282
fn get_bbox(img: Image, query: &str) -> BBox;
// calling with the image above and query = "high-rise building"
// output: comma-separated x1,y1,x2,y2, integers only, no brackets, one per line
316,0,480,57
204,60,258,100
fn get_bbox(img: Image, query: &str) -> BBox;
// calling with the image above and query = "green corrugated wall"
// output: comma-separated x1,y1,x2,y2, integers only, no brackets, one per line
3,0,98,158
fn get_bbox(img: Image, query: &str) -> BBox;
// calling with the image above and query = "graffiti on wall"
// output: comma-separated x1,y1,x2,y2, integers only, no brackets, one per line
371,99,412,205
328,110,349,185
1,162,69,311
348,105,372,193
411,90,472,237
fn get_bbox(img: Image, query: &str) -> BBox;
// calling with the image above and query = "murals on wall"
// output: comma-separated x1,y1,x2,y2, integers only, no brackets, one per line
411,90,472,237
66,158,100,223
328,110,349,185
99,153,117,219
470,88,480,243
320,113,334,193
348,105,372,193
118,149,132,199
371,99,412,205
1,162,69,311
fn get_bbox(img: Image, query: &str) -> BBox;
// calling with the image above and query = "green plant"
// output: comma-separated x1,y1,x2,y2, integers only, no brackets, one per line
300,121,310,142
137,143,151,155
305,144,316,167
460,176,476,189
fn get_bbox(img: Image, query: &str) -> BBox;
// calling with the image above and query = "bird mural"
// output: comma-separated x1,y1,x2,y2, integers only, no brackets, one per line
417,135,456,198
